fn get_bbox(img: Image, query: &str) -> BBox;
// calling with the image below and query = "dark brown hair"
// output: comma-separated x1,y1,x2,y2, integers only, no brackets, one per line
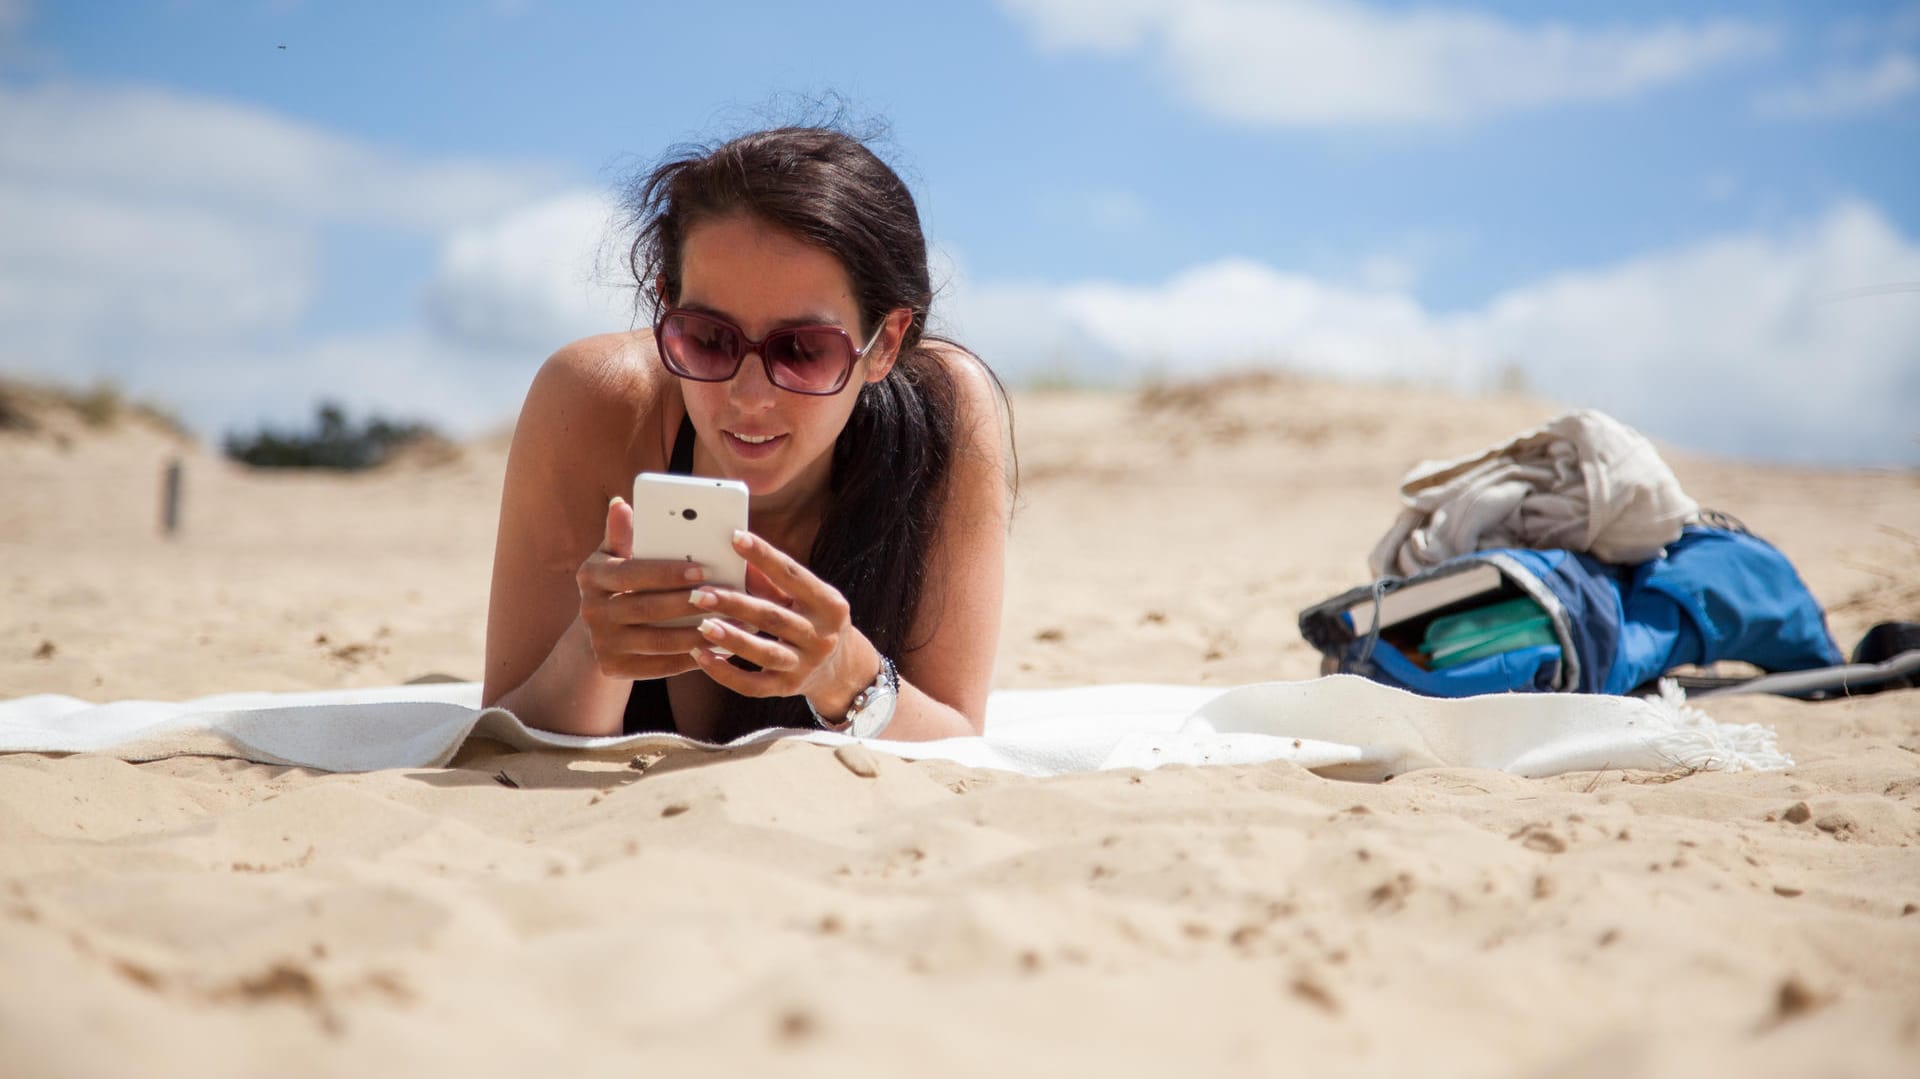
625,126,1006,739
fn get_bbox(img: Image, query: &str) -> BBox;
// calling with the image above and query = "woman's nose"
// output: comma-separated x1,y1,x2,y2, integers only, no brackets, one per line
728,349,779,410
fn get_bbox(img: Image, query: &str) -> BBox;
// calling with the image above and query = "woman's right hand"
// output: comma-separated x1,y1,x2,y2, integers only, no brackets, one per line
575,496,706,681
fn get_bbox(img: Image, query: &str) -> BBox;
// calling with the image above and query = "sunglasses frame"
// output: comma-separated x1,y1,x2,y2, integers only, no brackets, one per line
653,308,887,396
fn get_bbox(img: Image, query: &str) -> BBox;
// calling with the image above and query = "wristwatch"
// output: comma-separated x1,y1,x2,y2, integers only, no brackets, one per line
808,654,899,739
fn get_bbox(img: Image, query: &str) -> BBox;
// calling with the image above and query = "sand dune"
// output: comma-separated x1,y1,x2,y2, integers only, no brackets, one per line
2,375,1916,1077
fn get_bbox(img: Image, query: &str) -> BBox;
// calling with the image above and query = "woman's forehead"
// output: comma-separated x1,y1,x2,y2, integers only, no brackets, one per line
679,213,858,326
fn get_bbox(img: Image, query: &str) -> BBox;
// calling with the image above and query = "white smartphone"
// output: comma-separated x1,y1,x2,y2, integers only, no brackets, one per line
630,472,750,628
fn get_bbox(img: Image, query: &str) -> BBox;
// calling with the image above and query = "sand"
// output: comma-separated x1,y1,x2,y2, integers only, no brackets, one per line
2,374,1917,1077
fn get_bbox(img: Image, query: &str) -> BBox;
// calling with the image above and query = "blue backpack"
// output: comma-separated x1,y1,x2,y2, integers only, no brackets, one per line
1299,525,1846,698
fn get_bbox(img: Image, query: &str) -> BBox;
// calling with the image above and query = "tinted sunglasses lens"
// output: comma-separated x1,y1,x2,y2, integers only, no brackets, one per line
764,329,853,393
661,314,740,379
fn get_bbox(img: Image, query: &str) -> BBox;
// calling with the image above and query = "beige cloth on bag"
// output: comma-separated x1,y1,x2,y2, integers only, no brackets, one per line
1368,409,1698,578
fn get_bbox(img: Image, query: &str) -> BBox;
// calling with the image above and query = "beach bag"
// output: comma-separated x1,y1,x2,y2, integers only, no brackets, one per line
1298,524,1845,698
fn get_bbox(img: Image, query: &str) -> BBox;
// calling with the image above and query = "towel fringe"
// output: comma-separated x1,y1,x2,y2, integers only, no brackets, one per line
1642,678,1794,773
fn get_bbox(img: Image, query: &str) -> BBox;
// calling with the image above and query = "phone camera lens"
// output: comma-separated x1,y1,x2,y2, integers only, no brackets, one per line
681,508,698,521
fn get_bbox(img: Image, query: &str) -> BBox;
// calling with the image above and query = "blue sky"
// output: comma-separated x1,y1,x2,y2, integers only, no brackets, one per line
2,0,1916,464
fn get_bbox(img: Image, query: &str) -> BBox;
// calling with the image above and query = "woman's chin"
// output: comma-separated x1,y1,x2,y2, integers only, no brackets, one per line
723,456,793,498
737,474,783,498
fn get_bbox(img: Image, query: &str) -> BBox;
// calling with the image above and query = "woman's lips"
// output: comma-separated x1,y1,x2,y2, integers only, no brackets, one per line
724,430,786,459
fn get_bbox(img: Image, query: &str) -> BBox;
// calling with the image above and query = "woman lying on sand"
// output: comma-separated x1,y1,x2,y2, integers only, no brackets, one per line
483,127,1012,743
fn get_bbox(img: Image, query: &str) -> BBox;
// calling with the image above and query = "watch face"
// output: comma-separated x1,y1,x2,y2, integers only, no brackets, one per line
848,673,898,739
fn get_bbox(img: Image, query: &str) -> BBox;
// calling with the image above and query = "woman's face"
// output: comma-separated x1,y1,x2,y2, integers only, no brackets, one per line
672,212,899,503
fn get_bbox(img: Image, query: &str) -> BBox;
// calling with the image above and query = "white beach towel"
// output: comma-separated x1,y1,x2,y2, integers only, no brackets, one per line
0,676,1788,780
1369,409,1698,578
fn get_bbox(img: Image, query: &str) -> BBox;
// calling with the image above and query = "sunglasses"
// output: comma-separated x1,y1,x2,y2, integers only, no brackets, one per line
654,308,886,396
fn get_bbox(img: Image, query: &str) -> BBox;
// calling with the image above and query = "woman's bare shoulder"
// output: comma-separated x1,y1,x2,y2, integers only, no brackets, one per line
515,332,676,459
922,338,1006,421
527,332,662,413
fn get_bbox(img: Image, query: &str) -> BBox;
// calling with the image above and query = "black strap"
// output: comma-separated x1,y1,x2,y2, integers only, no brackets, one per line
669,416,695,474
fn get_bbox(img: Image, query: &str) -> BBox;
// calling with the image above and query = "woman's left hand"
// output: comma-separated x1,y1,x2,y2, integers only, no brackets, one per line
683,530,873,714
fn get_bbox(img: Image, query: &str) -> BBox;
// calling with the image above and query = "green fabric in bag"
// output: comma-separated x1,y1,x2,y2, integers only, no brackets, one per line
1422,596,1558,669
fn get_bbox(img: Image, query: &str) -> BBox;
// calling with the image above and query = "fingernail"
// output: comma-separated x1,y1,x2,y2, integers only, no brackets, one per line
610,496,625,509
688,648,707,663
699,618,728,640
682,564,704,582
732,530,749,547
689,589,715,609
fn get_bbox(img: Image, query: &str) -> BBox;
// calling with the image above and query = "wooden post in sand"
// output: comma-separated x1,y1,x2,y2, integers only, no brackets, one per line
161,457,182,537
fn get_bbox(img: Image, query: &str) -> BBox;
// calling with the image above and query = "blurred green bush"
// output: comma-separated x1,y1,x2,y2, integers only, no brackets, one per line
222,402,442,470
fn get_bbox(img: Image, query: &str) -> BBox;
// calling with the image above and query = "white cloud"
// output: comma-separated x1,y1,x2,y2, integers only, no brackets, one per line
1460,203,1920,463
942,201,1920,465
1000,0,1775,126
0,180,315,373
1350,254,1412,293
1755,52,1920,118
1009,0,1167,52
423,190,637,353
0,79,578,436
0,82,559,229
158,329,536,440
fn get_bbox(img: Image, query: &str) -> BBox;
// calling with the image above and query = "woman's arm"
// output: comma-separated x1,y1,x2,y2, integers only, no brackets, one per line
878,345,1012,737
482,336,695,735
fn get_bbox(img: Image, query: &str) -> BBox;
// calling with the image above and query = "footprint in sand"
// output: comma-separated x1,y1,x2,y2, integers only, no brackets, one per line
1510,824,1569,854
